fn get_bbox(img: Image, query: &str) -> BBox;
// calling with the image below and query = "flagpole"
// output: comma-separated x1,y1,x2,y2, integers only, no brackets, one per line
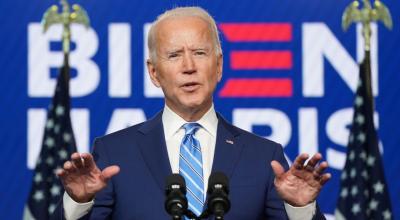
335,1,394,219
24,1,90,219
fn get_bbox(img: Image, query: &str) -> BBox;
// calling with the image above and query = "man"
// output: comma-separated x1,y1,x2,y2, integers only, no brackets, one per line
53,6,331,219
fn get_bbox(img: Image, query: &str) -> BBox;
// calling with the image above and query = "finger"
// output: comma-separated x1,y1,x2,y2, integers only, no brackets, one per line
80,153,96,169
319,173,331,185
292,153,309,170
71,153,84,169
56,168,66,178
63,161,76,173
271,161,285,178
56,168,70,186
304,153,322,171
102,165,120,182
314,161,329,176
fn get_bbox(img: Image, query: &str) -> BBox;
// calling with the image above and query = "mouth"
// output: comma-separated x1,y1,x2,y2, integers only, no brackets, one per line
181,82,200,92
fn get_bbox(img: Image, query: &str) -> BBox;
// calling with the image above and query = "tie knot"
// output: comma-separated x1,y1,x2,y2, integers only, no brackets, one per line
183,123,201,135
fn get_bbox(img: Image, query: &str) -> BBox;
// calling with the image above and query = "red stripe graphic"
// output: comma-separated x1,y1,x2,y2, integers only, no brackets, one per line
219,23,292,42
230,51,292,70
219,78,293,97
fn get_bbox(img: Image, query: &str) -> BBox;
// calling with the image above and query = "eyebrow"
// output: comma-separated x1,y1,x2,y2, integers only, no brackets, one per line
191,45,211,51
165,48,184,54
164,46,211,55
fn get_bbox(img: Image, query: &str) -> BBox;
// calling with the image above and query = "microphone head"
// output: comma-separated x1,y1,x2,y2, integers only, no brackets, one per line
208,172,229,194
206,172,231,217
165,174,188,218
166,174,186,195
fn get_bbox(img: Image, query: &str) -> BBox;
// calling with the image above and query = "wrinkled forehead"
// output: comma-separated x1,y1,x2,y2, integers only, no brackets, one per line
155,16,214,47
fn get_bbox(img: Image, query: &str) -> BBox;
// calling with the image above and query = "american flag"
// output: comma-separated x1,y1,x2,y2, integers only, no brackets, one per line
24,57,77,219
335,52,393,220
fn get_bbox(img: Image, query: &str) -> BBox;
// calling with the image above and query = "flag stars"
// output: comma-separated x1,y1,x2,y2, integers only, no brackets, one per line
369,199,379,210
341,171,347,180
351,186,358,196
355,114,365,125
340,187,348,198
349,151,355,161
355,96,363,107
351,203,361,215
58,149,68,160
361,170,369,180
63,133,72,143
350,168,357,178
46,119,54,130
357,133,366,143
34,173,43,183
383,209,392,220
48,204,56,214
46,157,54,166
54,124,60,134
45,137,55,148
33,190,44,202
50,185,61,196
360,151,367,161
27,59,76,217
367,155,375,166
373,181,384,194
55,105,65,116
336,74,392,218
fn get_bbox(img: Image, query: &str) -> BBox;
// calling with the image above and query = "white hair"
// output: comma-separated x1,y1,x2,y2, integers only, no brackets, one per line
147,6,222,62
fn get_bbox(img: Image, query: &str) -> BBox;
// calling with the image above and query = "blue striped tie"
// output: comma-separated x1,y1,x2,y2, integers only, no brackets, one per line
179,123,204,217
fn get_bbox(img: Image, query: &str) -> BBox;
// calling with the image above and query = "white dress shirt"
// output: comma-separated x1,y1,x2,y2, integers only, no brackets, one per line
63,104,316,220
162,104,217,199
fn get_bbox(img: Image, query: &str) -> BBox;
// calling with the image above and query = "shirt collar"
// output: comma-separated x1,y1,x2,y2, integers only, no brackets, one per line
162,104,218,139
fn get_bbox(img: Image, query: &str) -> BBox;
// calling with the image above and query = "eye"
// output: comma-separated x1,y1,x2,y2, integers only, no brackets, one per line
194,50,207,56
168,53,179,58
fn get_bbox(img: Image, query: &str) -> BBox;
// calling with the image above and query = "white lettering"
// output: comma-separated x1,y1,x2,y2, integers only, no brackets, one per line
28,23,100,97
232,108,292,147
302,23,378,97
298,108,318,156
108,23,131,97
106,109,146,134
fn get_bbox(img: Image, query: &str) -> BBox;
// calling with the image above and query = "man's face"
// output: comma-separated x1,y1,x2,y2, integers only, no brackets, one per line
147,16,223,120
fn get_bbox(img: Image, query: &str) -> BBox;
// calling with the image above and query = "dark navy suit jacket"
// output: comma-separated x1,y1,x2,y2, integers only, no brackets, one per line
52,112,325,219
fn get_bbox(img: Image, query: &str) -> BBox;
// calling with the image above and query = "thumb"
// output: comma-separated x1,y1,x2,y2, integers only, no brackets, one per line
271,160,285,178
102,165,120,182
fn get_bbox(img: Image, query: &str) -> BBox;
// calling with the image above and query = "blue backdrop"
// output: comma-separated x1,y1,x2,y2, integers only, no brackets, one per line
0,0,399,219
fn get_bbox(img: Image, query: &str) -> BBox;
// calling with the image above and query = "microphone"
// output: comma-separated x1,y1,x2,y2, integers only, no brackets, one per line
205,172,231,220
165,174,188,220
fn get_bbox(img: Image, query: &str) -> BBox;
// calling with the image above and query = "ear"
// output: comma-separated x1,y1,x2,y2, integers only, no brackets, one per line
147,59,161,87
216,54,223,82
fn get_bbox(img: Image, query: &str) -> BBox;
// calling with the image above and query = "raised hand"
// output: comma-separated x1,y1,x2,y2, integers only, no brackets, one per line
57,152,120,203
271,153,331,207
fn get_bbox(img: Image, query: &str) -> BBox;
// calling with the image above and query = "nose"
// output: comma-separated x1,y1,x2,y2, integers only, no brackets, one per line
182,52,196,74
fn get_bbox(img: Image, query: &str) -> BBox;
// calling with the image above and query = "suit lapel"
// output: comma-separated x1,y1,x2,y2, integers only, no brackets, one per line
137,111,172,191
136,112,244,190
211,114,243,178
